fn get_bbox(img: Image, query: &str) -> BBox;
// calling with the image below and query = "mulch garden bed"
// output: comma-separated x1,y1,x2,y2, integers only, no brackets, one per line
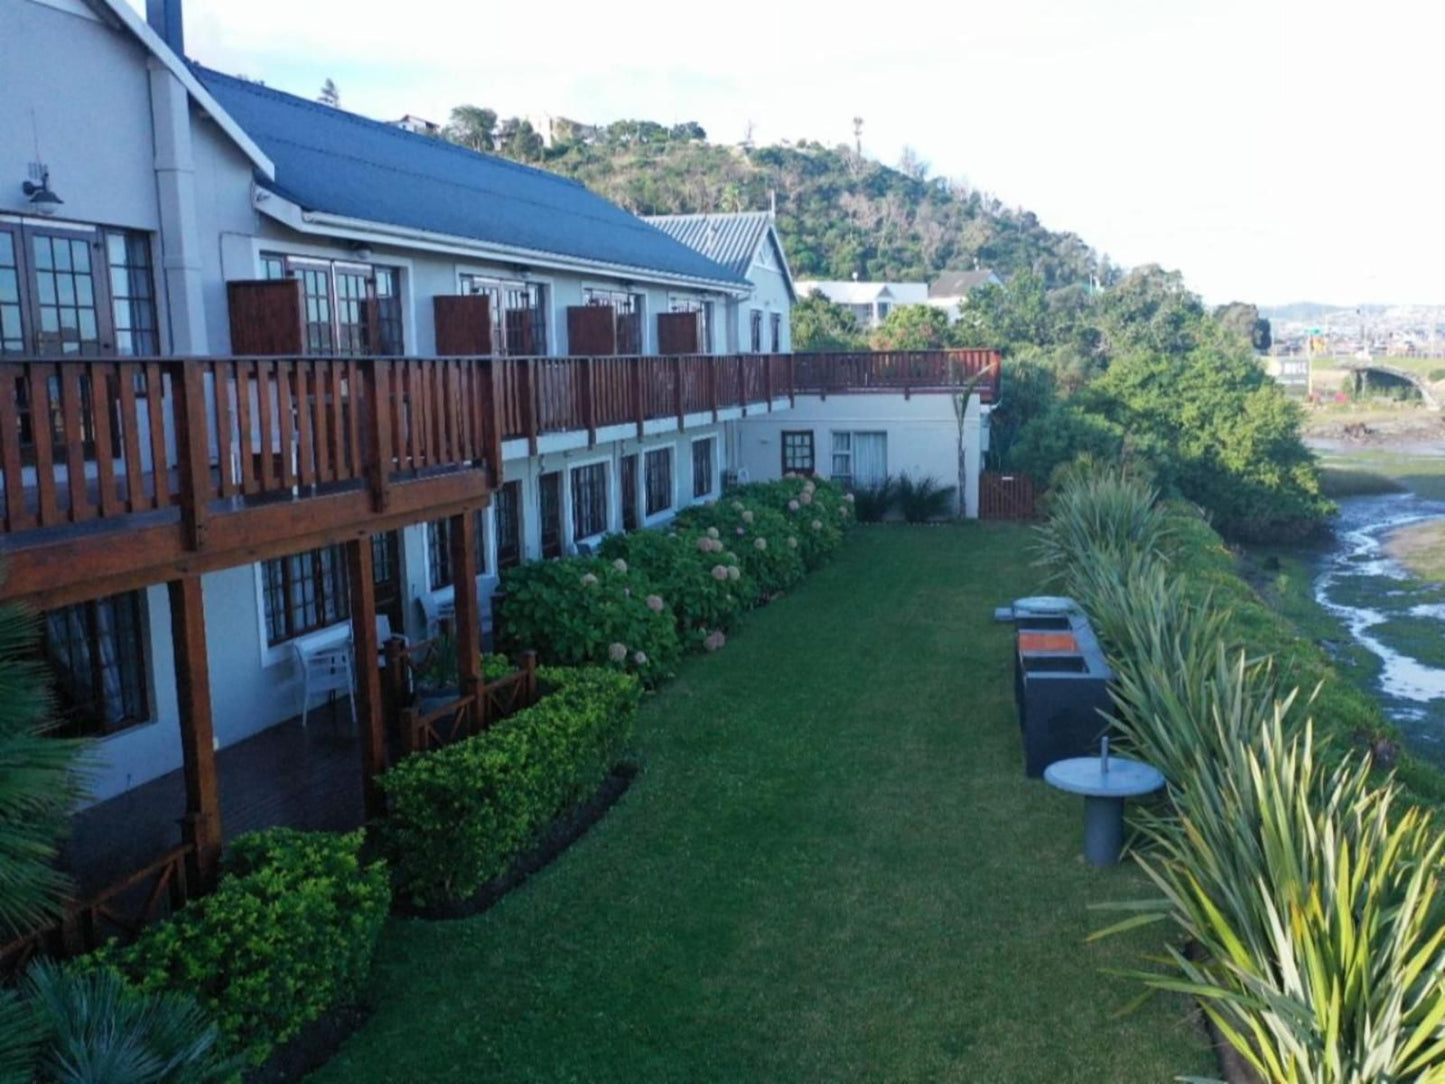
397,762,638,922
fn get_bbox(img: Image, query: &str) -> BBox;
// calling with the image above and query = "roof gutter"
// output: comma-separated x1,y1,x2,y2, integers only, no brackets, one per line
253,188,752,298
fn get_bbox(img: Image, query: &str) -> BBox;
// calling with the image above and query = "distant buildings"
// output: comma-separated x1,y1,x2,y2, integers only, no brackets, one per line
799,270,999,328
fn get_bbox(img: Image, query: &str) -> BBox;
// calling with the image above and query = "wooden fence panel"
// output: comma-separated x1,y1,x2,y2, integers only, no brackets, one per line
978,471,1036,520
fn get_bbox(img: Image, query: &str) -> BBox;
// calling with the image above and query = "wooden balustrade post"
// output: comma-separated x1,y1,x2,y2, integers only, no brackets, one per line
363,361,393,514
486,359,504,487
451,511,483,731
581,355,597,448
524,357,539,456
345,538,388,818
173,362,210,551
789,353,796,407
168,575,221,894
631,356,644,438
673,356,685,430
738,355,748,417
765,353,774,412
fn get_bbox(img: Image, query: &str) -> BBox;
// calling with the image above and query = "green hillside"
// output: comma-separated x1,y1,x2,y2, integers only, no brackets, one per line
445,111,1109,287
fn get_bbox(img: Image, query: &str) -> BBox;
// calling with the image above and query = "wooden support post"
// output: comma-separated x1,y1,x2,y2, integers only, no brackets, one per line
708,354,718,421
168,576,221,894
524,357,539,456
631,356,644,438
673,356,685,431
486,359,505,487
450,511,482,731
173,362,210,551
738,355,748,417
788,354,796,407
581,355,597,448
364,361,393,513
345,538,387,818
765,353,774,412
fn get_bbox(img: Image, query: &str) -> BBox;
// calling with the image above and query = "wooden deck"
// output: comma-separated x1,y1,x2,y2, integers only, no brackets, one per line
63,701,366,899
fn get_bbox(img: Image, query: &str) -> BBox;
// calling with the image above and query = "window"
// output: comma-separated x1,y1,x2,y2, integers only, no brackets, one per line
262,545,351,645
749,309,763,353
106,232,159,356
41,590,149,737
31,232,104,356
692,438,715,498
782,430,815,475
770,312,782,353
644,447,672,517
427,512,488,589
495,481,523,569
831,431,887,489
571,461,609,539
459,275,547,355
539,471,563,559
585,288,644,353
261,253,405,356
0,230,24,355
620,453,639,531
876,301,891,321
668,297,713,353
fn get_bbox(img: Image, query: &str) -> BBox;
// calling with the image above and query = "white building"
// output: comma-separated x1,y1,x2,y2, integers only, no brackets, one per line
795,280,930,329
926,269,1002,321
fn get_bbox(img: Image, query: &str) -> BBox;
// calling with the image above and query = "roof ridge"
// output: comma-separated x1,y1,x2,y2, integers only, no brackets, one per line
190,64,591,193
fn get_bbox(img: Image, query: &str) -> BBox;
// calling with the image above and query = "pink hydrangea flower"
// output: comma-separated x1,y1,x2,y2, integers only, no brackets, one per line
787,537,798,548
612,558,628,573
803,481,816,495
735,526,745,536
742,510,755,524
711,564,729,581
707,527,720,540
704,630,727,652
623,587,632,597
812,520,822,531
608,642,627,662
580,573,599,586
646,594,665,612
754,537,768,551
800,491,813,505
731,500,745,512
843,492,856,503
788,499,800,511
727,565,741,581
696,536,712,553
633,651,648,666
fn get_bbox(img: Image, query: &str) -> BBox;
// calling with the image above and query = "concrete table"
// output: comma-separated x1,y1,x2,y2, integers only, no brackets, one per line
1043,742,1165,866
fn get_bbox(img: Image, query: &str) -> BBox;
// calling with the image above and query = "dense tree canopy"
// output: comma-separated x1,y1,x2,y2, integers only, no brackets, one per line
792,292,867,352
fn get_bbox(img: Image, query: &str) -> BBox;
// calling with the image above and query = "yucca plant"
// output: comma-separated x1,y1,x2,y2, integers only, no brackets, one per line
849,477,897,523
0,986,38,1084
1098,711,1445,1084
22,961,236,1083
0,593,87,941
1033,459,1172,575
894,473,956,523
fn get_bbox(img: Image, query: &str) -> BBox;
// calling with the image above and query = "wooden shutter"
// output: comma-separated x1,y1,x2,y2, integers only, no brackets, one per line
656,311,700,355
434,295,492,355
227,279,304,354
504,308,533,355
566,306,617,356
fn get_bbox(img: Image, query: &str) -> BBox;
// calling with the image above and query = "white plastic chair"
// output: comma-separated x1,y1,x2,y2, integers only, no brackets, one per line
292,627,356,731
416,587,455,640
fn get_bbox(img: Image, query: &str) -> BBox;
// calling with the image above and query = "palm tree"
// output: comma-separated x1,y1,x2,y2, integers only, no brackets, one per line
0,590,87,941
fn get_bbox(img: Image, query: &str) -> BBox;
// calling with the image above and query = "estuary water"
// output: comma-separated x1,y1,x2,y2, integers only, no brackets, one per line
1313,491,1445,762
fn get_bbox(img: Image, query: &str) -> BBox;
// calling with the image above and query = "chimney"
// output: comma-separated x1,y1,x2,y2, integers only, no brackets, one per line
147,0,185,57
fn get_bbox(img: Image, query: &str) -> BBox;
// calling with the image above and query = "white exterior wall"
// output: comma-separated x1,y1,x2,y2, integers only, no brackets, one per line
732,394,990,519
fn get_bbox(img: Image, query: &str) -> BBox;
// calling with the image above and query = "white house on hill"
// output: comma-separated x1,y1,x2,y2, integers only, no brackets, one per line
795,280,930,330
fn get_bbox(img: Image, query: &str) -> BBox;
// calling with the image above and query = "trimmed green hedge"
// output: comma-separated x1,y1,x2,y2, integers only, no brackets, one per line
380,666,641,908
90,827,389,1069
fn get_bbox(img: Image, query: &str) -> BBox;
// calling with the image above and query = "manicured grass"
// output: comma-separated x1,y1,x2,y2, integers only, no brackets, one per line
315,527,1212,1083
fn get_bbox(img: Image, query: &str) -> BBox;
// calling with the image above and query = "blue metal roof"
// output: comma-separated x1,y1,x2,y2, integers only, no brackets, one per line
193,67,747,288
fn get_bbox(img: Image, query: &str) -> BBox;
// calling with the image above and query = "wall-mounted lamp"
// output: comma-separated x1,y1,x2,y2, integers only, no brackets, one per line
349,240,374,261
21,168,62,216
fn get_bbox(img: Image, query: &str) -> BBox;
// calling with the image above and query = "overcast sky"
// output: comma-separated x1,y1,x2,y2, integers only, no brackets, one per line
129,0,1444,307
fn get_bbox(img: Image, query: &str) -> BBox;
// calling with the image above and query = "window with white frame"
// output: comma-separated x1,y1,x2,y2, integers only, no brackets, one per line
585,288,644,353
261,545,350,645
644,447,673,517
570,461,609,540
692,437,715,498
749,309,763,353
41,590,151,738
261,253,404,355
458,275,547,355
830,431,887,489
668,296,713,353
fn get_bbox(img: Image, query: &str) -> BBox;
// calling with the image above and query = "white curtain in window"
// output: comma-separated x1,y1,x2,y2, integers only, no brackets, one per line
852,432,888,487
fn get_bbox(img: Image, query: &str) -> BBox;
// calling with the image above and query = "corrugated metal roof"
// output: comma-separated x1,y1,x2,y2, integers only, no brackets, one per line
193,67,748,288
643,212,776,279
797,281,930,305
930,269,1000,297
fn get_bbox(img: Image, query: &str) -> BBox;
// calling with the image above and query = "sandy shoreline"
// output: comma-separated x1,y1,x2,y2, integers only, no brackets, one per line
1385,519,1445,584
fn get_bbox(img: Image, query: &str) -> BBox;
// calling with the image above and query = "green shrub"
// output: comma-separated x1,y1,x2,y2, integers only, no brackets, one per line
894,473,957,522
676,477,851,584
380,666,640,907
92,828,389,1068
848,477,896,522
598,528,748,648
497,557,680,684
18,959,236,1083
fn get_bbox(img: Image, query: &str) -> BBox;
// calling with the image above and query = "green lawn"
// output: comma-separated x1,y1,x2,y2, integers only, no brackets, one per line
315,527,1211,1083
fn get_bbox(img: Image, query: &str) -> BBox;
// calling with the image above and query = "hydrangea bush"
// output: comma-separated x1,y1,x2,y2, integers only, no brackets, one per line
599,526,750,649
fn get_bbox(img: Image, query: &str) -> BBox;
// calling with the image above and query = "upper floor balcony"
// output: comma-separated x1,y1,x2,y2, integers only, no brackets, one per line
0,348,999,609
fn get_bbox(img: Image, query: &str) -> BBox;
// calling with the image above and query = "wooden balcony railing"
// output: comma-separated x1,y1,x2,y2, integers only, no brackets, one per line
792,349,1000,400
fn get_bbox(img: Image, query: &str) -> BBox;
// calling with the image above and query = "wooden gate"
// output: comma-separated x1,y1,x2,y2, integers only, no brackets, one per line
978,472,1036,519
